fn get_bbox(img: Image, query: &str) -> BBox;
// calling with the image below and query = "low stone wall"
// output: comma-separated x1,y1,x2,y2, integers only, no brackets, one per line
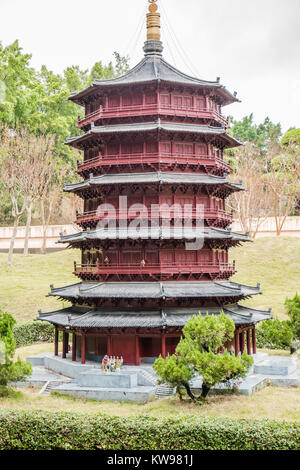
232,216,300,237
0,224,78,252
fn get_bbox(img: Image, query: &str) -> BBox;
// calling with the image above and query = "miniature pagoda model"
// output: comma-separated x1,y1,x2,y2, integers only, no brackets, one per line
38,0,272,364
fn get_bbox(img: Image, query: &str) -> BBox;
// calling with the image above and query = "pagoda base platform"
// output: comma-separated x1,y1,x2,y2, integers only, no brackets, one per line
23,352,300,401
52,382,155,403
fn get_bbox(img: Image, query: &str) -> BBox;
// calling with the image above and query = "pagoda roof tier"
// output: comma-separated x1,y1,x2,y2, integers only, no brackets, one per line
48,280,262,301
69,54,239,107
58,226,250,244
37,304,272,329
64,172,243,195
66,121,241,149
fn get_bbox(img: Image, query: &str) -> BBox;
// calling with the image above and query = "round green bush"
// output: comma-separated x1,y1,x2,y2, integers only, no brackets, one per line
13,321,54,348
256,319,293,350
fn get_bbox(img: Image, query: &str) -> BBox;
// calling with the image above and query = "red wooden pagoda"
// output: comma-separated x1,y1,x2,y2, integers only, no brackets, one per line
38,0,272,365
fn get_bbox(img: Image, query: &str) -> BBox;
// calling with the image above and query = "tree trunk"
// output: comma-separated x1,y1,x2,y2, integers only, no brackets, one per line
8,216,20,265
40,199,47,254
183,382,196,401
201,383,211,398
23,202,33,257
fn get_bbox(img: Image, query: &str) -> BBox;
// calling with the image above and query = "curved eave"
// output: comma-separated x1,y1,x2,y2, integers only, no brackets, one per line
57,226,250,245
63,172,244,194
37,304,272,328
68,56,239,107
65,122,241,150
48,280,262,301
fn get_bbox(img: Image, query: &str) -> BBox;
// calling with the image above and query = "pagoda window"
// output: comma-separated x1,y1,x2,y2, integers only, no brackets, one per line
121,143,132,154
160,142,171,154
198,196,209,209
198,249,213,263
132,143,143,154
175,142,193,155
145,251,159,264
132,94,143,105
195,96,206,110
160,194,173,206
146,142,158,154
175,195,194,209
106,251,118,264
107,144,119,156
145,93,157,105
122,250,142,265
108,95,120,108
183,96,193,109
173,95,183,108
195,143,208,156
176,250,197,265
160,251,174,265
122,94,132,107
160,94,171,106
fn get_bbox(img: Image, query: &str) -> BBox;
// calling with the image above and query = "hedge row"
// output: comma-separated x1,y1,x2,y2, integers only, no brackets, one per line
13,321,54,348
256,319,293,350
0,410,299,450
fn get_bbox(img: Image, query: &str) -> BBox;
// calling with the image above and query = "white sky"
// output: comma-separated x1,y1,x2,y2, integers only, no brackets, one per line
1,0,299,133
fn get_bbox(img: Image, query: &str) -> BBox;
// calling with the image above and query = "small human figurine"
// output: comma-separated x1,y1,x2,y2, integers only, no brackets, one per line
104,256,110,266
102,354,109,372
110,356,116,372
120,356,124,368
116,356,121,373
140,259,146,267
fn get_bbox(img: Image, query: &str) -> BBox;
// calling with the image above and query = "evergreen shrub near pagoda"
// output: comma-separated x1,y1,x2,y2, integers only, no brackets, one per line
153,312,253,401
256,319,293,350
285,293,300,340
0,310,32,394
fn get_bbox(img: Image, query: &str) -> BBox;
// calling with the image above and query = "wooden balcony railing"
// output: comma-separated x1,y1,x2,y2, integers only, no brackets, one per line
74,260,236,277
77,104,229,128
76,207,233,225
77,152,231,173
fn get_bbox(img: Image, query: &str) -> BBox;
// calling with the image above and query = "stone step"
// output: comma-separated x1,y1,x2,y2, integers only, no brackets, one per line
155,385,176,398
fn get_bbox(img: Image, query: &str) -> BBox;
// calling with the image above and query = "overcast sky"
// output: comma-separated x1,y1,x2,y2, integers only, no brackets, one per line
1,0,299,132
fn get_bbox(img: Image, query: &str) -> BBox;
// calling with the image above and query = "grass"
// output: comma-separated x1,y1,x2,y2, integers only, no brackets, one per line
231,237,300,319
0,237,299,323
0,249,80,323
0,385,299,422
9,342,299,421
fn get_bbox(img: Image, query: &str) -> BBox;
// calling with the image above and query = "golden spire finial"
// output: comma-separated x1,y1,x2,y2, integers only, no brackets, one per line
146,0,160,41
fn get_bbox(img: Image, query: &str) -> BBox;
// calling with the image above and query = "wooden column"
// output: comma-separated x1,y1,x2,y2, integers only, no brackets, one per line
62,331,67,359
252,327,257,354
54,327,59,356
240,330,245,353
247,329,252,355
72,333,77,362
234,330,240,356
161,334,166,359
65,333,69,356
81,334,86,364
107,335,112,356
135,336,140,366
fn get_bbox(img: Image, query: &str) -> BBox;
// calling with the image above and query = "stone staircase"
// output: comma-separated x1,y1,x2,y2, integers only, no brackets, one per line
39,379,71,395
139,367,158,386
155,384,176,399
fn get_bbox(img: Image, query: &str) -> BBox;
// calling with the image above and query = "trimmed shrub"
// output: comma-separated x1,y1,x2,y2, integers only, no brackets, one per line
13,321,54,348
285,293,300,340
0,410,298,450
256,319,293,350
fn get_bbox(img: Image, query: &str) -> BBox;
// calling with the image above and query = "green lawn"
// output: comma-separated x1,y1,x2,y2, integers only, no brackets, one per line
231,237,300,319
0,237,299,323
